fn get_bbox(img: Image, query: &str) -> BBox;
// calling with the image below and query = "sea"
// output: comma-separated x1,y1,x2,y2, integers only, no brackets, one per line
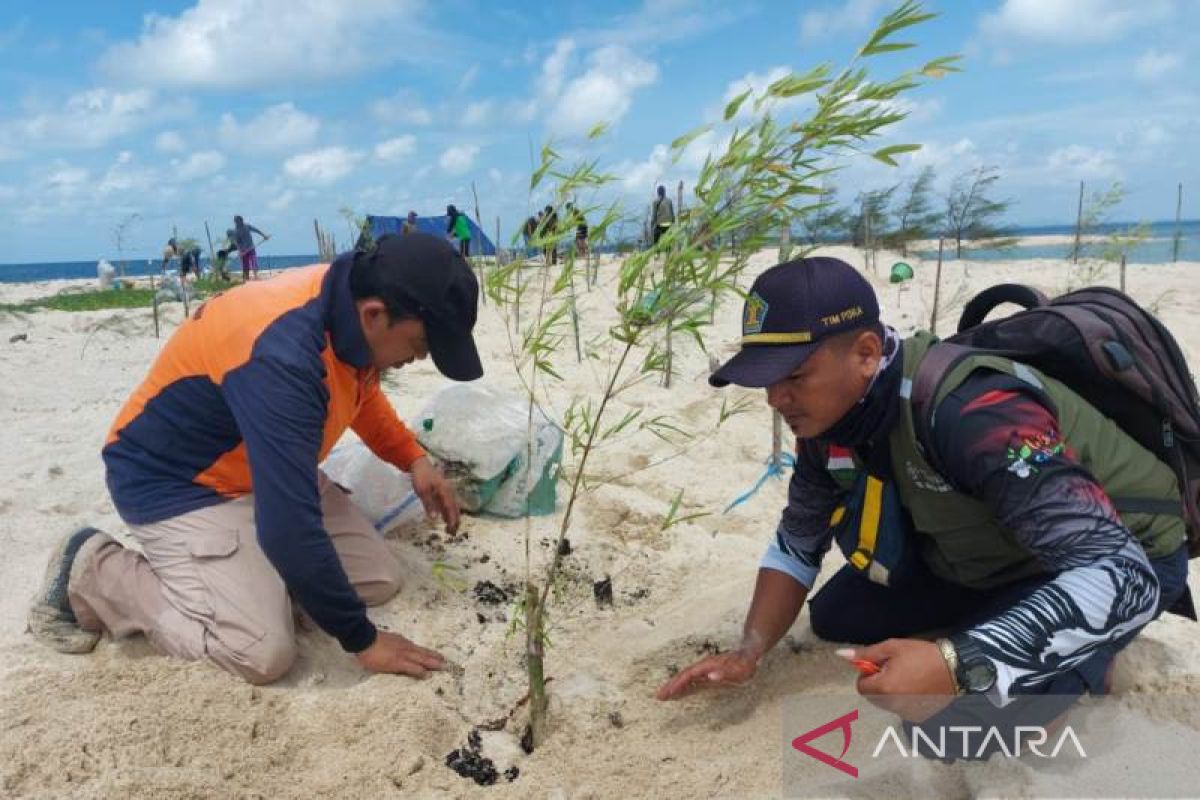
913,220,1200,264
1,220,1196,284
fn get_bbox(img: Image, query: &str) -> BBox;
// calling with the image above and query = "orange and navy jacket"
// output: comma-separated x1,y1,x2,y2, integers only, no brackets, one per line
103,255,425,652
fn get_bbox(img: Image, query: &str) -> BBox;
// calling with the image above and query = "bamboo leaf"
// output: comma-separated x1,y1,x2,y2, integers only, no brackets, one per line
671,123,713,153
723,89,752,121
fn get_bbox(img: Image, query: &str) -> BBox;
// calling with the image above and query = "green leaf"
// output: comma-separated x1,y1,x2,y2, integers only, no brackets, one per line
871,143,922,166
920,55,963,79
766,68,831,99
723,89,752,121
671,123,713,152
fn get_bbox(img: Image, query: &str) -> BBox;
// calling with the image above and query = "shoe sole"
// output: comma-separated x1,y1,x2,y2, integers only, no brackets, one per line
27,527,112,654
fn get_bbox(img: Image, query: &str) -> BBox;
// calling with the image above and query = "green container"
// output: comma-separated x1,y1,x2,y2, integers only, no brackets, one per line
889,261,914,283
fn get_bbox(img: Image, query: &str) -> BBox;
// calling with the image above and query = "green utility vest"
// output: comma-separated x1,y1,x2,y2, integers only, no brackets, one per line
868,331,1185,589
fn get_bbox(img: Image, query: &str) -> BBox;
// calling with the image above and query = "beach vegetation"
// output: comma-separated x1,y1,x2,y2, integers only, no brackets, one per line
485,0,957,750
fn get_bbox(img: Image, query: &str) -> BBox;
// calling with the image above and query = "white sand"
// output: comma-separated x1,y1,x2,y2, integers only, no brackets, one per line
1,247,1198,798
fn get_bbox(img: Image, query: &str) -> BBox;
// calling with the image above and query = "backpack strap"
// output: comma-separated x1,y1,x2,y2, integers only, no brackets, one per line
909,341,974,472
956,284,1050,333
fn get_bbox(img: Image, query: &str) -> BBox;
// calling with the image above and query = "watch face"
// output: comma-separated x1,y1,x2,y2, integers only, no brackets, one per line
965,661,996,692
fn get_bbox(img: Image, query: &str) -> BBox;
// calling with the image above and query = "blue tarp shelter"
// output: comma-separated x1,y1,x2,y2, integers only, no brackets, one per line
367,214,497,257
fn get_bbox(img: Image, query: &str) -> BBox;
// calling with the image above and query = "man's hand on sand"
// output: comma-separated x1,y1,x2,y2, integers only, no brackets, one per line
655,650,758,700
409,456,461,534
355,631,445,678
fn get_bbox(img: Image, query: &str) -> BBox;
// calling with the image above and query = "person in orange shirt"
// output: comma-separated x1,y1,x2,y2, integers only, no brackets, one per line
29,233,482,684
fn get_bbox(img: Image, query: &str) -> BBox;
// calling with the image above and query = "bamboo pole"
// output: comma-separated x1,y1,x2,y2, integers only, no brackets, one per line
203,221,216,278
1173,183,1183,263
771,408,783,473
930,237,945,334
471,181,486,304
1072,180,1084,264
150,275,160,339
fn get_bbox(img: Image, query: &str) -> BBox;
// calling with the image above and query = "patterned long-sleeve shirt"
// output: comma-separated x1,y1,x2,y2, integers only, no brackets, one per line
762,369,1163,704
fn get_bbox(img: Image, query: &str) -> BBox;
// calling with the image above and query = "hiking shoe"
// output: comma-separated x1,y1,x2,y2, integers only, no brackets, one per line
27,526,112,654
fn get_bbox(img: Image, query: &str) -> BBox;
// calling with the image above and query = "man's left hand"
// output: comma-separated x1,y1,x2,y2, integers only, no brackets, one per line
850,638,957,723
409,456,461,535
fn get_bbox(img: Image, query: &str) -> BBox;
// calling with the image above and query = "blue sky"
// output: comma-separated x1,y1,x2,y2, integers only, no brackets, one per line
0,0,1195,262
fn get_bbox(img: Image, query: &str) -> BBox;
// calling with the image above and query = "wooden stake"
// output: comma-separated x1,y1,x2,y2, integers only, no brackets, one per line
1120,254,1127,294
568,254,582,363
150,275,160,339
471,181,486,304
930,237,945,334
1173,183,1183,263
204,221,216,277
1072,180,1084,264
771,409,783,473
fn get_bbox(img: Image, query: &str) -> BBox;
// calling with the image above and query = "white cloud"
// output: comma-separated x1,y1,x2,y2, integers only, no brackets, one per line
979,0,1173,45
586,0,746,49
800,0,890,42
155,130,186,153
463,100,495,127
439,144,480,174
540,39,576,103
98,0,432,89
45,161,89,194
370,90,435,126
97,151,157,196
617,128,728,194
218,103,320,155
458,64,480,92
1118,120,1173,153
374,135,417,162
284,146,362,185
268,189,296,212
1046,144,1120,178
173,150,226,180
1135,49,1182,81
551,45,657,137
488,167,503,184
15,87,182,149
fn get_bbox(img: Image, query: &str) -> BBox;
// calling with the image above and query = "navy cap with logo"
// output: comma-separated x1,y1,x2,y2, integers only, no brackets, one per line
367,232,484,381
709,256,879,388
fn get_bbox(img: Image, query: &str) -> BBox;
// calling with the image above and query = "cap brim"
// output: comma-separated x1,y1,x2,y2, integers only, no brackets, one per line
708,343,818,388
427,321,483,381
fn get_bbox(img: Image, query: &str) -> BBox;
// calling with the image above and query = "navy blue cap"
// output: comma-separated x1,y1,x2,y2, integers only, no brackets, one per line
709,256,879,388
369,232,483,381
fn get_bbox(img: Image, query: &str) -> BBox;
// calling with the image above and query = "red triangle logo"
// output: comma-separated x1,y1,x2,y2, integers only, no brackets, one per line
791,709,859,778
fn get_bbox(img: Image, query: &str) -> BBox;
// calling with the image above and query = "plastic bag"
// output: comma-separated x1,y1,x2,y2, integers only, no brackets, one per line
415,383,562,518
155,273,193,303
97,260,116,290
322,441,424,533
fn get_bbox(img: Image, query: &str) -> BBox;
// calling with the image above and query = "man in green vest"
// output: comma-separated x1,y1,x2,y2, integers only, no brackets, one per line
656,256,1191,754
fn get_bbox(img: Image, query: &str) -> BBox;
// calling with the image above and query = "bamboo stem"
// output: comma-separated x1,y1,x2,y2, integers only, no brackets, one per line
525,583,548,747
1072,180,1084,264
1173,183,1183,263
150,275,160,339
930,237,944,334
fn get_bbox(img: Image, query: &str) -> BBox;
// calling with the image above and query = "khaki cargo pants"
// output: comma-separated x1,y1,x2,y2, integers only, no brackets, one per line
70,473,402,684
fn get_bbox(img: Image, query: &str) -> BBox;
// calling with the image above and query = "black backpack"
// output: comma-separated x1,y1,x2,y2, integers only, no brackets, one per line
910,283,1200,556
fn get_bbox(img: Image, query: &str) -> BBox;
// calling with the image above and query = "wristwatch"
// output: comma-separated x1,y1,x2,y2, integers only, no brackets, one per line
948,633,997,694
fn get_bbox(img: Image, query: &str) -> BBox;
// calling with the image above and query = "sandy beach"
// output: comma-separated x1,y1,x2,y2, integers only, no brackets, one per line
2,246,1198,798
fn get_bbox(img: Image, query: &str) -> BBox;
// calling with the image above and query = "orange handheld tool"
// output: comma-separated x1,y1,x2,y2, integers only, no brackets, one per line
850,658,881,676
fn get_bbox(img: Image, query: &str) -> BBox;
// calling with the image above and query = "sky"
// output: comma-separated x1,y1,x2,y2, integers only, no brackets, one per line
0,0,1196,262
